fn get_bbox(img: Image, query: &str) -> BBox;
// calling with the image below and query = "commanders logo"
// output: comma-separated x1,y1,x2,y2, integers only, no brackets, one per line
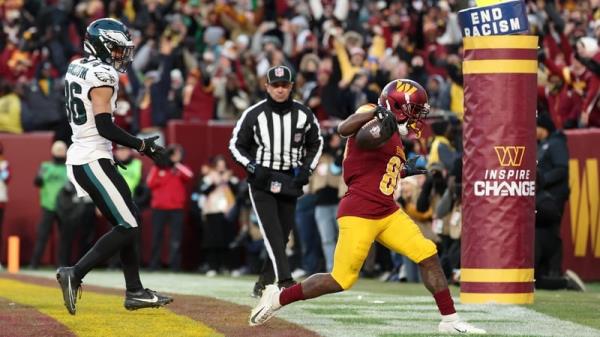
494,146,525,167
473,145,534,197
395,82,418,95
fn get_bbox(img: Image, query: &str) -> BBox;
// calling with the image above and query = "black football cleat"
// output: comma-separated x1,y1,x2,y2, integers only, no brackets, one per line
56,267,82,315
251,282,265,298
124,288,173,310
277,279,297,289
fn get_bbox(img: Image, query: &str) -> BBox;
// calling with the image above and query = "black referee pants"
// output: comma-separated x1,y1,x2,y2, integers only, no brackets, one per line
249,185,296,286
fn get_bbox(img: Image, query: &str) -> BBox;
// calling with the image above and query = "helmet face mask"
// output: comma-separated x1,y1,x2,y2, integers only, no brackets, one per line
84,18,134,73
378,79,430,137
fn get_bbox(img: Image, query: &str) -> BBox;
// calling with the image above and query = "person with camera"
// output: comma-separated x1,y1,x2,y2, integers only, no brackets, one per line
229,65,324,297
146,144,194,271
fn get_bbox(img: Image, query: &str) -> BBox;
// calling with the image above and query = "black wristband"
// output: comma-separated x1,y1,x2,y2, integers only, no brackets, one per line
95,113,143,150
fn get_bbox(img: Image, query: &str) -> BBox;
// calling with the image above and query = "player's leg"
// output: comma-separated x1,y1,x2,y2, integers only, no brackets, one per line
249,215,377,326
91,159,173,310
57,160,139,314
61,159,171,313
376,210,486,334
70,159,141,280
253,258,274,297
275,195,299,288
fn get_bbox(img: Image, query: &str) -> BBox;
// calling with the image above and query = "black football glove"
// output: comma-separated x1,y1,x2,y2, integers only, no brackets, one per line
400,156,428,178
293,167,311,187
374,106,398,140
139,136,170,166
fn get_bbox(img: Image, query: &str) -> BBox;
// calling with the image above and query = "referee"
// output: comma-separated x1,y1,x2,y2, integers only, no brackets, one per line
229,65,323,297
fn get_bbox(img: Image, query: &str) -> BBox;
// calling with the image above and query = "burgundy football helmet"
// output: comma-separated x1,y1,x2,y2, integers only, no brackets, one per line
378,79,430,135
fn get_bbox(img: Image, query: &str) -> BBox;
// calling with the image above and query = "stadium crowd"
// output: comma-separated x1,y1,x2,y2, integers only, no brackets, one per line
0,0,596,289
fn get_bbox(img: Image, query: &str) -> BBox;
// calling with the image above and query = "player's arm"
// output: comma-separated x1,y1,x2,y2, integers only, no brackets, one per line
91,86,168,164
228,109,256,168
90,86,144,150
301,112,324,172
337,105,377,137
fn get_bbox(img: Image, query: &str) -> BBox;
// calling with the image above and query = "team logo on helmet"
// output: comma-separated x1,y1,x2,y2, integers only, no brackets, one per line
85,18,134,73
395,81,418,95
98,29,131,45
379,79,430,137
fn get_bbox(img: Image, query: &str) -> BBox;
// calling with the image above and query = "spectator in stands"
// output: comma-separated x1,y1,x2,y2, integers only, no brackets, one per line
427,117,456,171
535,112,585,291
182,67,215,122
435,156,463,283
137,37,181,130
294,179,323,279
306,65,341,121
426,75,451,112
20,60,66,133
0,79,23,133
0,142,10,270
312,131,344,272
394,175,433,283
30,141,68,269
417,161,448,258
213,71,251,121
574,37,600,128
199,155,238,276
147,144,193,271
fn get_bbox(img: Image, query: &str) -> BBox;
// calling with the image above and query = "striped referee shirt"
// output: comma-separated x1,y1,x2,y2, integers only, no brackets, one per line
229,99,323,172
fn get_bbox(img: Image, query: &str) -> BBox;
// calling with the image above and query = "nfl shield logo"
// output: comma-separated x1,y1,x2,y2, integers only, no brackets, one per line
275,67,284,77
294,133,303,142
270,181,282,193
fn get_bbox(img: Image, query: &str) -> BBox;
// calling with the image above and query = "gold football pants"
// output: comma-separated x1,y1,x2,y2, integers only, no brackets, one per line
332,209,437,289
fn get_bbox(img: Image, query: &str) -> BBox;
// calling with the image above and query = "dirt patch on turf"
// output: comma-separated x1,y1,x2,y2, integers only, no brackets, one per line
0,296,75,337
1,274,319,337
167,293,320,337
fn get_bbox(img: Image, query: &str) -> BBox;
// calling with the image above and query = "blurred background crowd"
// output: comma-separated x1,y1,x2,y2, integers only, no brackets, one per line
0,0,596,288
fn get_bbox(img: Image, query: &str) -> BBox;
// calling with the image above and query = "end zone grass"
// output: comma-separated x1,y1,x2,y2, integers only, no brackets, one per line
352,280,600,331
2,270,599,337
0,278,221,337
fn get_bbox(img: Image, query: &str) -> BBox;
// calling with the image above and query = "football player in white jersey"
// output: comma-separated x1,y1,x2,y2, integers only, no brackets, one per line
56,18,173,315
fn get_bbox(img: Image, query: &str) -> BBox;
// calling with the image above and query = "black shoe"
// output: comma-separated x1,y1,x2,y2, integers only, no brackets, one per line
277,279,297,289
56,267,82,315
124,288,173,310
251,282,265,298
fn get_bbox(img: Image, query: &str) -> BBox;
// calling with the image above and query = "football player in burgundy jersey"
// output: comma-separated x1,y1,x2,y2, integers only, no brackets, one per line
249,79,486,334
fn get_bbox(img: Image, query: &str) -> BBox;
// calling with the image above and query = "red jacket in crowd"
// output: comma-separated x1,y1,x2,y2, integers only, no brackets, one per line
146,163,194,210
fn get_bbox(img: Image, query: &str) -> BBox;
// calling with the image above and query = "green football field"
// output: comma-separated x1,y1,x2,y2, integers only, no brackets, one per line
2,269,599,337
